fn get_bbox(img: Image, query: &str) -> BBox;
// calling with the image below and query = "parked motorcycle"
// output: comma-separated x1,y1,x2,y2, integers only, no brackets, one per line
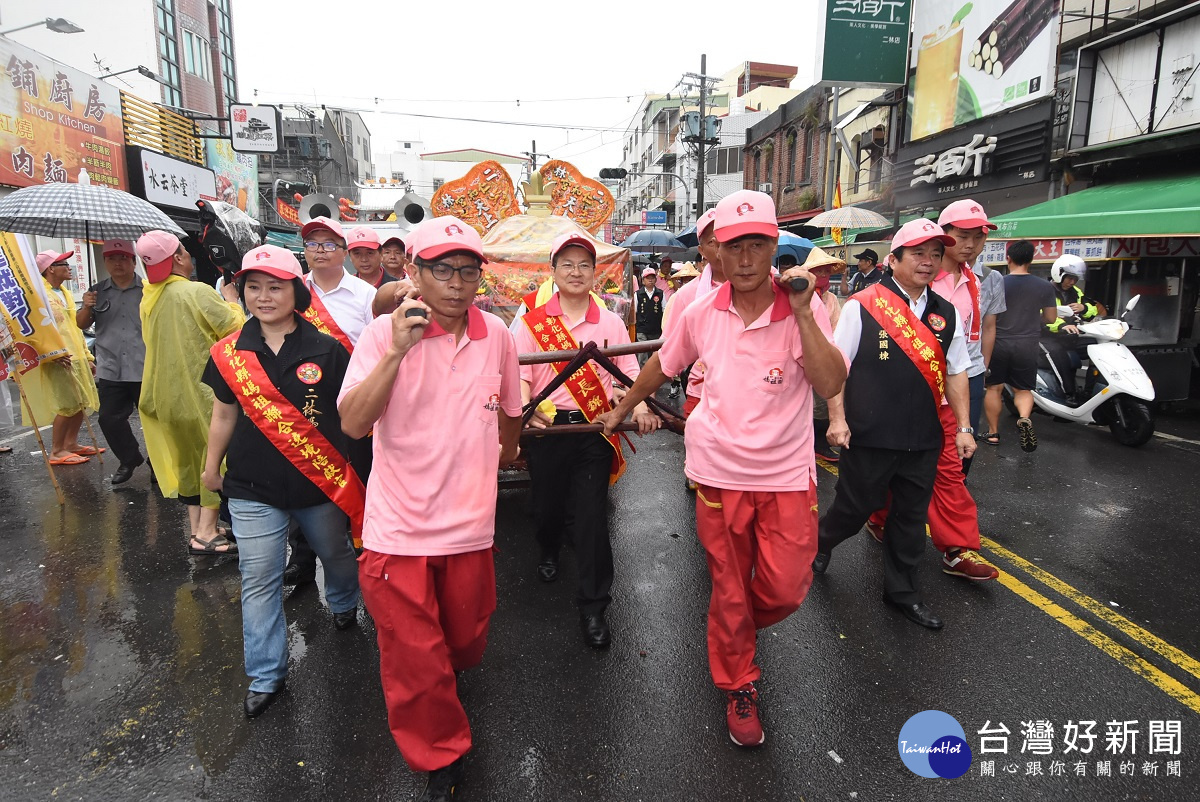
1006,295,1155,446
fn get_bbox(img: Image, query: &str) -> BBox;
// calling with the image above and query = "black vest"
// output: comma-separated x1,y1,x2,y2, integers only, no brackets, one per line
844,276,957,451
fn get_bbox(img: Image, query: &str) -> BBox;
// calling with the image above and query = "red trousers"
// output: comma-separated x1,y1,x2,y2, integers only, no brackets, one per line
869,404,980,552
358,548,496,772
694,485,818,690
683,394,700,417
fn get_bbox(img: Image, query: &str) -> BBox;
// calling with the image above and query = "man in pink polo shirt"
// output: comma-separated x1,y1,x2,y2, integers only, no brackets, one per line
338,216,522,802
599,190,848,747
514,231,659,650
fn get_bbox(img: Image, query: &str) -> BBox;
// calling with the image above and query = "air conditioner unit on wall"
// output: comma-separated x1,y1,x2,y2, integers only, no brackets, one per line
759,182,773,193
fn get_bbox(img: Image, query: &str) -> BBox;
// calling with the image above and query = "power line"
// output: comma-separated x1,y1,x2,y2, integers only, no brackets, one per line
273,102,634,134
253,88,645,106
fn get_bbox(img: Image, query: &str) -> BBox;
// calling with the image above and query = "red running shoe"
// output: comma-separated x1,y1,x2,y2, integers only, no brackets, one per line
725,683,765,747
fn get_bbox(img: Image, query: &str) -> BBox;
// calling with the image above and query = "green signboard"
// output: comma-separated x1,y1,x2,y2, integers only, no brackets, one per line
818,0,913,87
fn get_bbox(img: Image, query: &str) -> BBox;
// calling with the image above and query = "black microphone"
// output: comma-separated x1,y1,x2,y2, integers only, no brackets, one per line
404,307,428,319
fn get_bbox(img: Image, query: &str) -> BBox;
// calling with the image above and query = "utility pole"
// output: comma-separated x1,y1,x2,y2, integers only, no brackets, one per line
697,53,707,217
523,140,551,173
825,87,840,212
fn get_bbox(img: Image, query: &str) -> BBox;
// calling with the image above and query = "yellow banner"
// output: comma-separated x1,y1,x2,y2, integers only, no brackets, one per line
0,232,70,374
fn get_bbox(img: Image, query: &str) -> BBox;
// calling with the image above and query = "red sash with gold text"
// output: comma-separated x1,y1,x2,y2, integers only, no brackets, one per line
858,283,947,407
211,334,366,546
522,305,626,484
302,290,354,354
959,263,981,343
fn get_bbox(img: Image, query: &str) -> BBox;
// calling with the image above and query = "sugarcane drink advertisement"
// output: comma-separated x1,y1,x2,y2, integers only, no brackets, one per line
907,0,1061,140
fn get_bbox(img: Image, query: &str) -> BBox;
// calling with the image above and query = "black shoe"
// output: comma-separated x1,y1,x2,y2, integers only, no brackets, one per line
282,562,316,587
580,612,611,649
111,463,139,486
149,466,158,485
244,685,284,718
882,596,944,630
332,609,358,630
537,555,558,583
418,756,464,802
812,549,831,575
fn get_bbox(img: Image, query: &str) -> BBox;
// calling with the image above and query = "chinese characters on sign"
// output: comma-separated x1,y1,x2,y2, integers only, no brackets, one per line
911,134,998,187
819,0,912,86
976,719,1183,779
136,148,217,211
0,38,127,189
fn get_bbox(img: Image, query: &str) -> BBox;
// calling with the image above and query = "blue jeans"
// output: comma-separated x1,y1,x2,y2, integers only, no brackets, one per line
229,498,360,692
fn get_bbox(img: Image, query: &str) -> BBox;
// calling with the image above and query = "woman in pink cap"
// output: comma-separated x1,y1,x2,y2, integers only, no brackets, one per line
201,245,362,718
24,251,102,465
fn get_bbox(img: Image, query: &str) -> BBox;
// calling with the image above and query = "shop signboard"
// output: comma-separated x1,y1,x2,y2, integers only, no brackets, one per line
0,38,127,189
816,0,912,87
129,147,217,211
205,138,260,219
906,0,1061,141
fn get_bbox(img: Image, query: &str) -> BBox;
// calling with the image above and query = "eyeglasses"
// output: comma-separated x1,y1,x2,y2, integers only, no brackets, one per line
304,241,343,253
555,262,595,275
422,262,483,282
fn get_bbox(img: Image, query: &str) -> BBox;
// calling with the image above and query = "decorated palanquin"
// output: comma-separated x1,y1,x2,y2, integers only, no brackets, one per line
429,159,629,325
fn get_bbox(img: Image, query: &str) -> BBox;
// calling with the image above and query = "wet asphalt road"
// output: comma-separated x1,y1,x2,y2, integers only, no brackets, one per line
2,393,1200,801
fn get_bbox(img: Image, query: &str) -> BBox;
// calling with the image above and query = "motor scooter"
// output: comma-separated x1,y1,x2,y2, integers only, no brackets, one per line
1006,295,1155,446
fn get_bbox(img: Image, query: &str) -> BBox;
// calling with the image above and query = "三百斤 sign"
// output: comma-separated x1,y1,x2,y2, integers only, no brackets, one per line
815,0,912,87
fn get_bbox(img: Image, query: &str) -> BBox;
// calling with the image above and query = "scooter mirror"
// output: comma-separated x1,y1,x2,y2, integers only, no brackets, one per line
1125,295,1141,313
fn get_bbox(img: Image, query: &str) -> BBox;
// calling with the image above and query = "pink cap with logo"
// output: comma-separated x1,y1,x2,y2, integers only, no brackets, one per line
550,232,597,262
236,245,304,281
35,250,73,273
347,227,381,250
890,219,956,252
696,208,718,238
300,216,345,241
103,239,136,258
713,190,778,242
407,216,488,262
641,267,657,278
135,231,183,283
938,198,997,231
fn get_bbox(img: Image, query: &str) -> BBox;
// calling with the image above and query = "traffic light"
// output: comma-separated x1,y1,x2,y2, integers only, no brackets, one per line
599,168,628,180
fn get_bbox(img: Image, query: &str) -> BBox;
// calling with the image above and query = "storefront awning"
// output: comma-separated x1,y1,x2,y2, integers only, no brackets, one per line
990,175,1200,239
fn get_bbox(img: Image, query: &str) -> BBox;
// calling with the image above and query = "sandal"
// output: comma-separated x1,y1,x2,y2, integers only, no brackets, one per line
0,445,11,454
189,534,238,556
980,432,1000,445
1016,417,1038,453
72,445,106,456
49,453,90,465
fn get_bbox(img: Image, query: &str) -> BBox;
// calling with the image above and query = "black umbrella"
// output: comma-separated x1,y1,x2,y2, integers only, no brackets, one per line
620,229,686,254
675,223,699,248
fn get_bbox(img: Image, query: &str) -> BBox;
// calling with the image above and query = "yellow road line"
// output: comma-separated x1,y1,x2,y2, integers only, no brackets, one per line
814,459,1200,712
995,569,1200,716
982,536,1200,685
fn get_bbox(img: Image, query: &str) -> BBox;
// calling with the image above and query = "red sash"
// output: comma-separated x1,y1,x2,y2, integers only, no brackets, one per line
211,334,366,546
958,263,981,343
858,283,947,407
302,288,354,354
522,304,626,484
522,289,541,313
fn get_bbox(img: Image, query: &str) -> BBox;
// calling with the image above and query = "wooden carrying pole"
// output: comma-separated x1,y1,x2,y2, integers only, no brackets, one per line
10,371,65,506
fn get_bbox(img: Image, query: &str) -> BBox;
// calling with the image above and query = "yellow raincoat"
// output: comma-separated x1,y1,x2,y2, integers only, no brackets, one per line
139,276,243,508
20,280,100,425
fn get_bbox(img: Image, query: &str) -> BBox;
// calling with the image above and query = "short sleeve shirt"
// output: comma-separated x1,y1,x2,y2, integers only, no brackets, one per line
338,307,523,556
305,270,376,345
92,277,146,382
658,282,844,492
995,274,1056,340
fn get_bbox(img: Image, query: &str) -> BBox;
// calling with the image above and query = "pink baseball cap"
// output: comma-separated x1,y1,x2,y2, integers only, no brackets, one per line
890,219,956,252
713,189,778,242
135,231,183,283
236,245,304,281
103,240,136,258
550,232,597,263
300,216,345,241
938,199,997,231
641,267,657,278
347,227,381,250
696,208,718,238
35,250,73,273
408,216,488,262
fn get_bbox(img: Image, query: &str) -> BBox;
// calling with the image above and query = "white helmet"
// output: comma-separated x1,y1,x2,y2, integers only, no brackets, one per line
1051,254,1087,284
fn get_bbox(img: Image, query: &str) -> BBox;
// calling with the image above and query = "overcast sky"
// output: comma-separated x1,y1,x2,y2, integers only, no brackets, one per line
232,0,822,176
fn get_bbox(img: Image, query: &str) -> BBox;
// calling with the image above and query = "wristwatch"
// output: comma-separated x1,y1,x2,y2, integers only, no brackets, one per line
958,427,974,434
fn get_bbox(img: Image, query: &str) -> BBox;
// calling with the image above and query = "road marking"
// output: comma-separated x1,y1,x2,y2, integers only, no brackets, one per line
0,424,52,446
1154,431,1200,448
994,569,1200,716
814,458,1200,711
982,537,1200,685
